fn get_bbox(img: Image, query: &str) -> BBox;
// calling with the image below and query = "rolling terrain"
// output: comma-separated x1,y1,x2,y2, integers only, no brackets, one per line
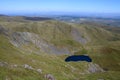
0,15,120,80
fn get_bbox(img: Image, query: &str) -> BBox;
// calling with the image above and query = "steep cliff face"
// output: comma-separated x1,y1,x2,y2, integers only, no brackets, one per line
10,32,70,54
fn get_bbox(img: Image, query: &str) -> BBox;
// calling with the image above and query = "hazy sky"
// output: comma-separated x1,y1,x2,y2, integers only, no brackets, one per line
0,0,120,14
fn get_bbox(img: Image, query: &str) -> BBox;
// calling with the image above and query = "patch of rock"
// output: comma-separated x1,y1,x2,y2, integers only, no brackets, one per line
44,74,56,80
23,64,34,70
0,62,8,67
36,69,42,74
10,32,70,54
71,28,88,44
0,25,9,36
0,62,43,74
87,63,105,73
0,62,57,80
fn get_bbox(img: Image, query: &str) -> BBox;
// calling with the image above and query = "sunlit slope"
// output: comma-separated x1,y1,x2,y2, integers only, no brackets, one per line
0,34,120,80
0,16,120,80
0,33,120,80
1,20,119,46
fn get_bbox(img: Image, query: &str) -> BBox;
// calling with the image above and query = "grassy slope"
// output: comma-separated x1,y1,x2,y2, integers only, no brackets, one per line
0,17,120,80
0,34,87,80
0,34,120,80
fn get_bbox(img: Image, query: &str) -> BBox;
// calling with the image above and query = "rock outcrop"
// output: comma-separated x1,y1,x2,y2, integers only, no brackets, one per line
44,74,56,80
0,62,43,74
0,62,8,67
36,69,42,74
71,28,87,44
23,64,34,70
10,32,70,54
0,25,9,36
87,63,105,73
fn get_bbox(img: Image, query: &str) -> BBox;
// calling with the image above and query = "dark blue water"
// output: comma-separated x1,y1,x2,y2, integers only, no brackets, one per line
65,55,92,62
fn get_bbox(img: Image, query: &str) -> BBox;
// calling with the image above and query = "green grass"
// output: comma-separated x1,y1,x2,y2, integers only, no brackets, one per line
0,42,120,80
0,18,120,80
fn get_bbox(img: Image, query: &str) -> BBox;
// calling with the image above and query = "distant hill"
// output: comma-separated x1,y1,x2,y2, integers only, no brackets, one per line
0,15,52,22
0,14,9,17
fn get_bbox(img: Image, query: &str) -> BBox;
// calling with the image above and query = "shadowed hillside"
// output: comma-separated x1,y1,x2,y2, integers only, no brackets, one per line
0,15,52,22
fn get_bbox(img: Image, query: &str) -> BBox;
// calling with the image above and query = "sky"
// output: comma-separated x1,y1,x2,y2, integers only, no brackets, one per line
0,0,120,15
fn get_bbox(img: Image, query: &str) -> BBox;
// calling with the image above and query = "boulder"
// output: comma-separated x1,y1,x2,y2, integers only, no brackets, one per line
10,64,18,68
36,69,42,74
23,64,34,70
44,74,55,80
